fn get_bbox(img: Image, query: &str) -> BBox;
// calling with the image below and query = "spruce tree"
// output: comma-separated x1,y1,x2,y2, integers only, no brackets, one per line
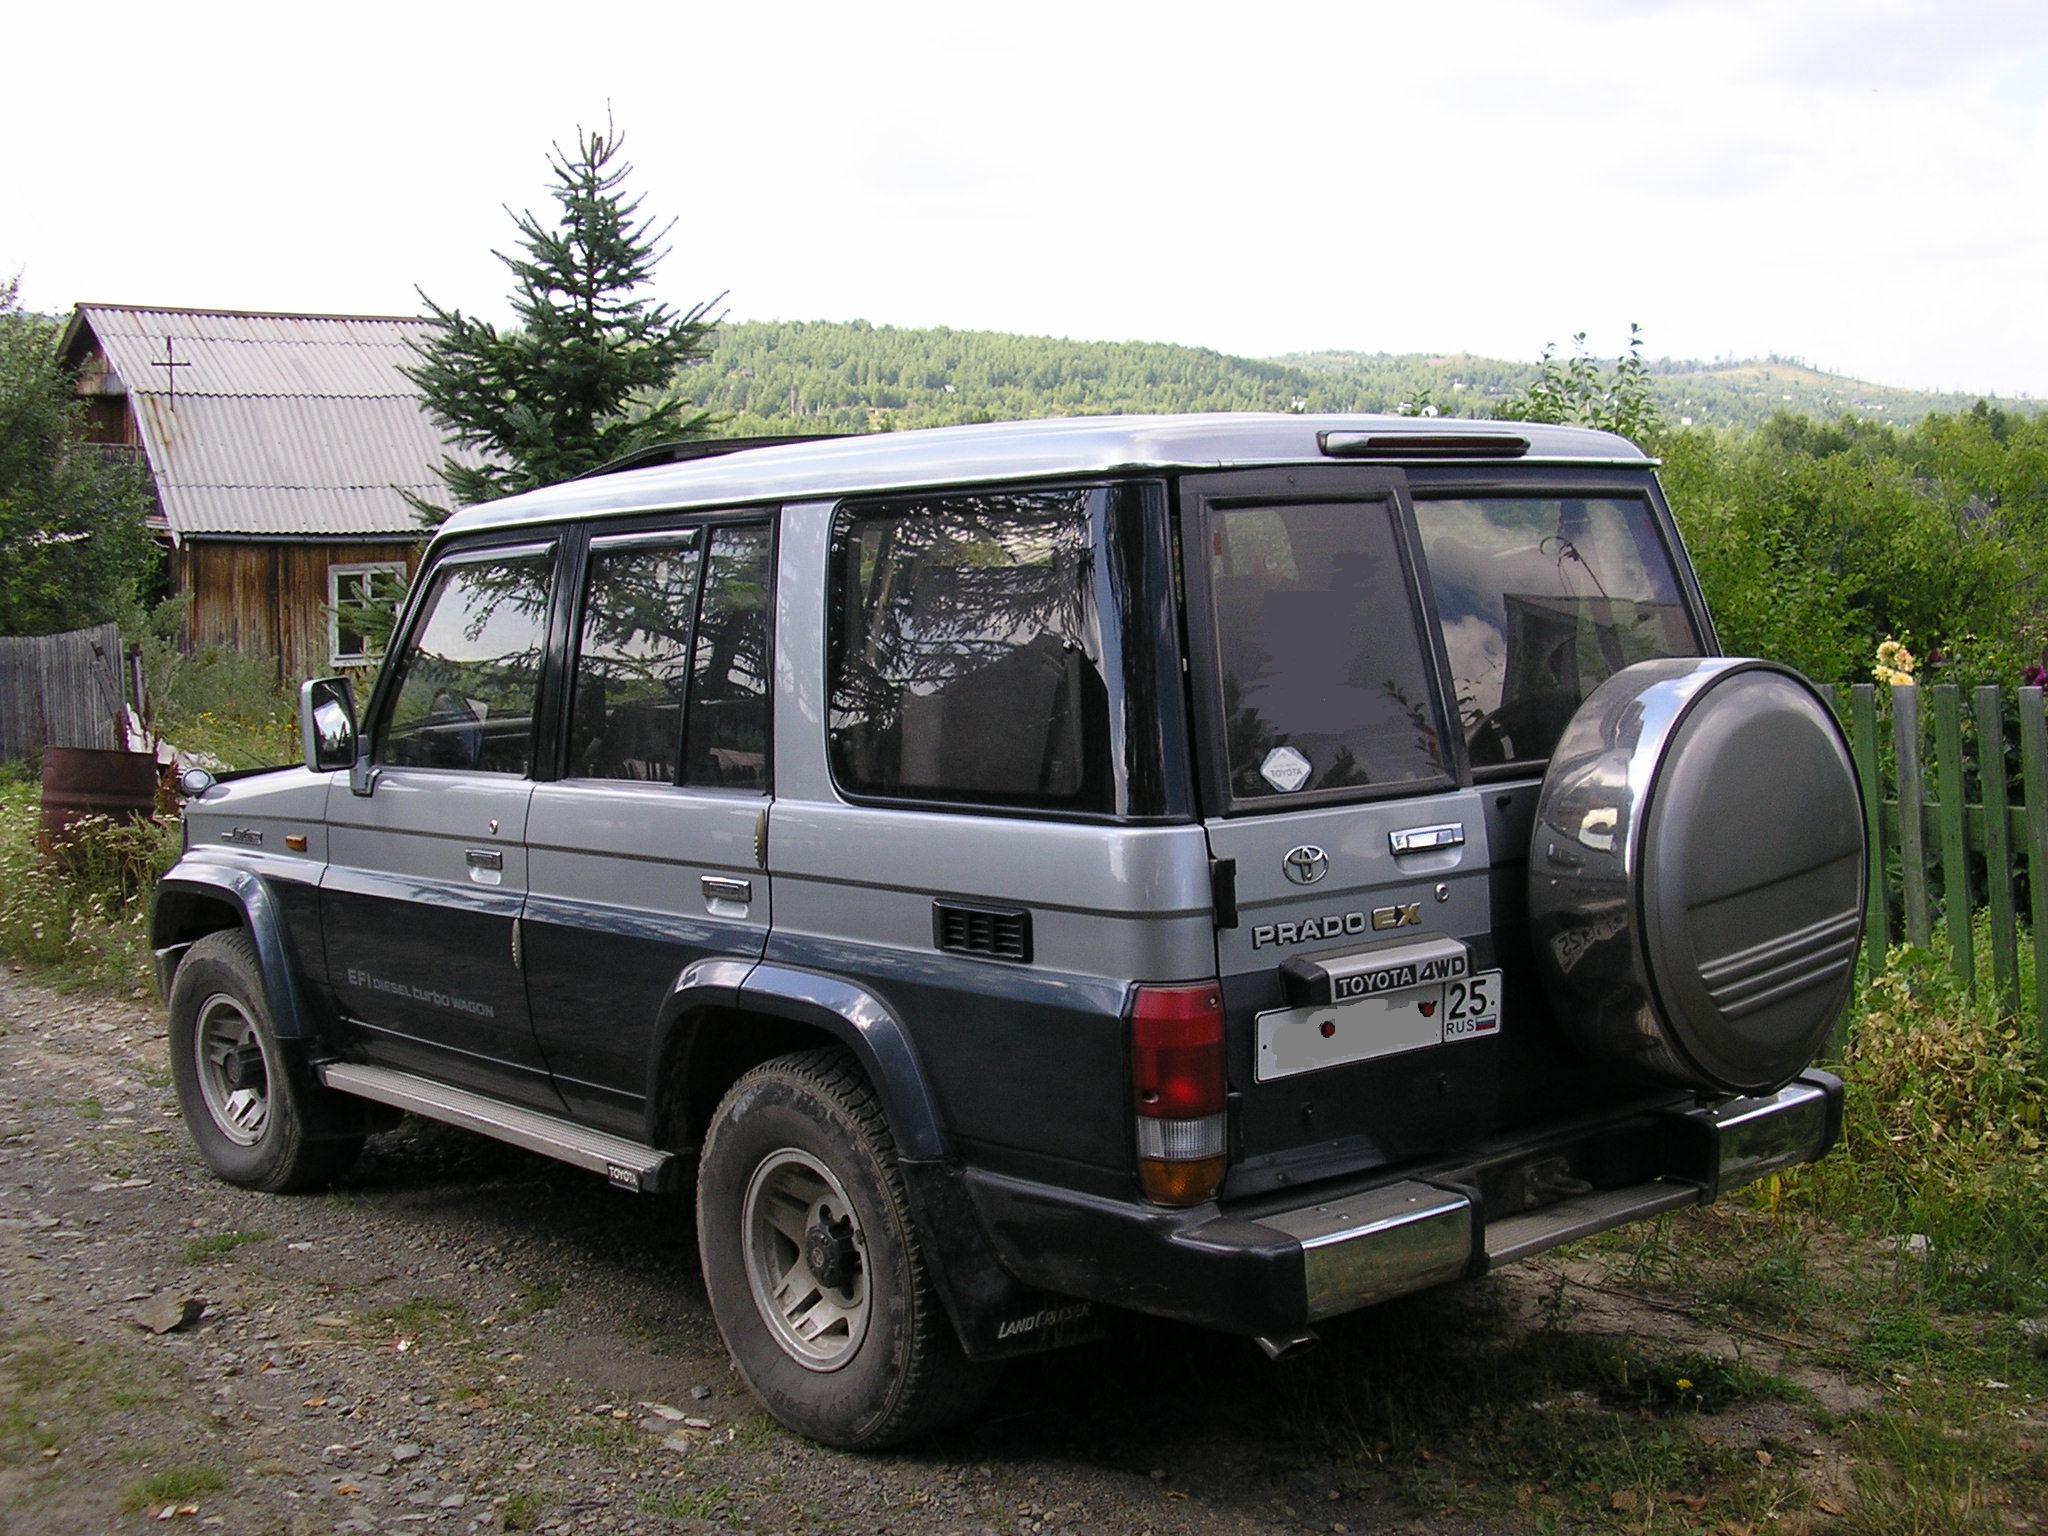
404,119,721,519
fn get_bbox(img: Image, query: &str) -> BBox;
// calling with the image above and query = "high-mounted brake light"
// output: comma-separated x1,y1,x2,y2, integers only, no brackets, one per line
1131,983,1228,1207
1318,431,1530,460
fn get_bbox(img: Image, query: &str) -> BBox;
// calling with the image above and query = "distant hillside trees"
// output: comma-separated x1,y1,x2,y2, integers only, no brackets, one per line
0,278,154,637
405,119,722,518
674,320,2033,437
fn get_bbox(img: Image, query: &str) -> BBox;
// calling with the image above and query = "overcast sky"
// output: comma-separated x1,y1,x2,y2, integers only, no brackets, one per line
6,0,2045,395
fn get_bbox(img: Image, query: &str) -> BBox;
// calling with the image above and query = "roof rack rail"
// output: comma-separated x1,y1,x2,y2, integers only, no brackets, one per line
576,434,856,480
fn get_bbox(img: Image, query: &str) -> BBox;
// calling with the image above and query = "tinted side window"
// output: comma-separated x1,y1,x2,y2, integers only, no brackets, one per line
379,551,553,775
1209,501,1449,801
829,489,1112,812
1416,497,1700,767
569,537,702,782
682,525,772,791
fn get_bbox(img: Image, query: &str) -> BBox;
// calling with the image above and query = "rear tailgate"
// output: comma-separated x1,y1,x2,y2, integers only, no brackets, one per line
1206,781,1603,1196
1176,465,1684,1197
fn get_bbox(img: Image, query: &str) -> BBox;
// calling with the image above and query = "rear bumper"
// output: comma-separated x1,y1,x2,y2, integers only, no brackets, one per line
966,1070,1842,1337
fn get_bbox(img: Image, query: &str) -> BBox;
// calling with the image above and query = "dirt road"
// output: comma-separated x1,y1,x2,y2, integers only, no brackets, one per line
0,971,1878,1535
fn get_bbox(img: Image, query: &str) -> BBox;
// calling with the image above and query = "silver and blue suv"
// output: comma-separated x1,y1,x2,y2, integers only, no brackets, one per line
154,414,1864,1447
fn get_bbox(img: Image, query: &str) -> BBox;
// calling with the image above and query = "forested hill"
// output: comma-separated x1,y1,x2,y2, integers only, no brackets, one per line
682,319,2034,435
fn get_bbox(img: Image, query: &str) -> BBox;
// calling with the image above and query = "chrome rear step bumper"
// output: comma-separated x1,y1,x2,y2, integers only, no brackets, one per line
968,1071,1843,1335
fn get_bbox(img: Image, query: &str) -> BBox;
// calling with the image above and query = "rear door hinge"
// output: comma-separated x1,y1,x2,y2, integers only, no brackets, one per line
1210,857,1238,930
511,914,524,970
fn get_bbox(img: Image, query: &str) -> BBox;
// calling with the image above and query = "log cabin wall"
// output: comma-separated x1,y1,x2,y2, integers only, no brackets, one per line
175,539,422,682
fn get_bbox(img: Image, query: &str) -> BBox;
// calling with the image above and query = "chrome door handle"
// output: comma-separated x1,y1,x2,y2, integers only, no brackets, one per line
1389,823,1465,855
466,848,504,871
702,876,753,904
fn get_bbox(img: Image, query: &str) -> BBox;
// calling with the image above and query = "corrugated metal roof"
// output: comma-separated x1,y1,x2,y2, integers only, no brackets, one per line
68,304,483,539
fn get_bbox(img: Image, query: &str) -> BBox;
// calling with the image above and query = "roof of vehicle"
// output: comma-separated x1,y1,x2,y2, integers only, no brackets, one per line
435,412,1654,543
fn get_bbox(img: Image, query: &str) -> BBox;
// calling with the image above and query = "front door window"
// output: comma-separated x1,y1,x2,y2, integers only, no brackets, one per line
378,551,554,774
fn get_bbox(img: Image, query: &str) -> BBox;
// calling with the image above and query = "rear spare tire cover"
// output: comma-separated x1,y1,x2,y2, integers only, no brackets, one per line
1528,658,1864,1094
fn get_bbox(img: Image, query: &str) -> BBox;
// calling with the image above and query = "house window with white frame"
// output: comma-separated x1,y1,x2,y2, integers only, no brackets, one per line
329,561,406,669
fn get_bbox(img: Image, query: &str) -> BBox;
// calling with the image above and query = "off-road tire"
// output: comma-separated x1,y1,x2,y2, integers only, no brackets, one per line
696,1047,998,1448
168,931,364,1192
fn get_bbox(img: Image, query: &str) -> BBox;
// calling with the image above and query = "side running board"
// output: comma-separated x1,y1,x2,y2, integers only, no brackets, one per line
317,1062,677,1194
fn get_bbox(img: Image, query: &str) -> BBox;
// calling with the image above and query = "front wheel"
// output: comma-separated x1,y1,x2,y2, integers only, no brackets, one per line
696,1048,997,1448
168,931,363,1192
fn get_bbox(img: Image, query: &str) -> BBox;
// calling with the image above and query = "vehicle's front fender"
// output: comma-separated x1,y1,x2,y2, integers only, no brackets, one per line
151,864,310,1038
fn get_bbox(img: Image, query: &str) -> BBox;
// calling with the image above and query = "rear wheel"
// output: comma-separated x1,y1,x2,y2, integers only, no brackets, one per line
168,931,364,1191
696,1047,997,1448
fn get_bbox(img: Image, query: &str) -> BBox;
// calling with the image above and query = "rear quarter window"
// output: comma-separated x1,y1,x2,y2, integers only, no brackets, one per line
827,488,1114,813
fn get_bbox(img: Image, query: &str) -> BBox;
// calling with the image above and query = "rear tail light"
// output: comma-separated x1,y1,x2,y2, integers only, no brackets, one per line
1131,982,1227,1207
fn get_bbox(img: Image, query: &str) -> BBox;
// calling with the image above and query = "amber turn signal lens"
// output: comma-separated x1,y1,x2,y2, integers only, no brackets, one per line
1138,1154,1226,1208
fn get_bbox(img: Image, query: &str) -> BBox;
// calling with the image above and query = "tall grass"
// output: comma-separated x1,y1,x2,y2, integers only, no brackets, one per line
1787,939,2048,1310
0,765,177,991
131,594,297,769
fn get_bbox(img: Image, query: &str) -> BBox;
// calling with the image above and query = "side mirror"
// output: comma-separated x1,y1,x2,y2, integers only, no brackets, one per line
176,766,217,797
299,677,359,774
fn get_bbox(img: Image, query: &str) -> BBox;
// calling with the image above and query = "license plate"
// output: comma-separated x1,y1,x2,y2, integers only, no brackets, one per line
1442,970,1502,1040
1255,969,1503,1082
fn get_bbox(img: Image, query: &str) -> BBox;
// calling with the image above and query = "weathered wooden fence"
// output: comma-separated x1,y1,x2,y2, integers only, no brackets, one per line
0,623,127,763
1829,681,2048,1061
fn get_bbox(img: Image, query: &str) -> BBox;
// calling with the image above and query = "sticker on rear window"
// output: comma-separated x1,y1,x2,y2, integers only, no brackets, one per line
1260,746,1312,792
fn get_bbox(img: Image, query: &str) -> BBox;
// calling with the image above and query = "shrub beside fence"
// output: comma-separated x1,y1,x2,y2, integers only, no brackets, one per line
1829,680,2048,1068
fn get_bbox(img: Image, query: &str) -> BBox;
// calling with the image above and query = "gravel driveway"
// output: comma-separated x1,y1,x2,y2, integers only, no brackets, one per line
1,970,1825,1536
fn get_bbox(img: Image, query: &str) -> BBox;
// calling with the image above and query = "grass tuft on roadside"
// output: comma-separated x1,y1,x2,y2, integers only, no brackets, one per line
117,1463,226,1513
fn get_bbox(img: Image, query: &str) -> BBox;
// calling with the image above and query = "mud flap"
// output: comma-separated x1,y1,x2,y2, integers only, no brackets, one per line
899,1159,1107,1362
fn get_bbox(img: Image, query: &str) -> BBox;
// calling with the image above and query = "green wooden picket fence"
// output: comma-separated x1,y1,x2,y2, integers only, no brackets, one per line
1826,681,2048,1063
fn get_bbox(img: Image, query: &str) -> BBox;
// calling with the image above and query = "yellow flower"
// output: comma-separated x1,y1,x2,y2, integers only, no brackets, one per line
1874,636,1917,687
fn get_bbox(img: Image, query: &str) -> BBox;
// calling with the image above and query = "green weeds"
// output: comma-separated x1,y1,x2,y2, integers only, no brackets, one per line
0,774,177,991
639,1482,731,1521
183,1228,268,1263
1787,945,2047,1312
118,1463,226,1512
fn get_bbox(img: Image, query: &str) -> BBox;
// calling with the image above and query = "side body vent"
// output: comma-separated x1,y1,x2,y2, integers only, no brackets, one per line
933,900,1032,963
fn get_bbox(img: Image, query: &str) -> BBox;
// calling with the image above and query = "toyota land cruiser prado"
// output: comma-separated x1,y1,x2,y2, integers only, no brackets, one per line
154,415,1863,1447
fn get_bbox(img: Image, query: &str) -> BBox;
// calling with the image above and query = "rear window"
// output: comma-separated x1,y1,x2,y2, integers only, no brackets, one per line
828,488,1113,812
1208,500,1451,801
1415,496,1699,767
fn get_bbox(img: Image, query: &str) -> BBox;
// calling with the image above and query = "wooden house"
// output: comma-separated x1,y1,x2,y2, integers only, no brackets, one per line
59,304,482,680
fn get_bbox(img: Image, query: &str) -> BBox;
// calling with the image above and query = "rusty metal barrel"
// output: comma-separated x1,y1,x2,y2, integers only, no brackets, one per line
38,746,162,861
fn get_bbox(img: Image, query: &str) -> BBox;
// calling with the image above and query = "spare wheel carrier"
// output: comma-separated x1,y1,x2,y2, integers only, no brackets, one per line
1527,657,1865,1095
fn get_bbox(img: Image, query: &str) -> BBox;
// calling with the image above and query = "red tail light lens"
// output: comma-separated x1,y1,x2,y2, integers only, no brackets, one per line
1132,983,1227,1207
1132,983,1225,1118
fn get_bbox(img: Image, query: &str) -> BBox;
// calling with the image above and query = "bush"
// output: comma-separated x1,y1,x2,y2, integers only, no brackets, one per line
0,775,177,991
1786,944,2048,1310
129,594,297,769
1663,408,2048,687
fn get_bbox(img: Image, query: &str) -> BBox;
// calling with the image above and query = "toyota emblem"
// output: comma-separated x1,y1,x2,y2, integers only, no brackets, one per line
1282,845,1329,885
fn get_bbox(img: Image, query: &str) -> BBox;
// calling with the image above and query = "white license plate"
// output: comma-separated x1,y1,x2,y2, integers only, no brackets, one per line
1255,969,1503,1082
